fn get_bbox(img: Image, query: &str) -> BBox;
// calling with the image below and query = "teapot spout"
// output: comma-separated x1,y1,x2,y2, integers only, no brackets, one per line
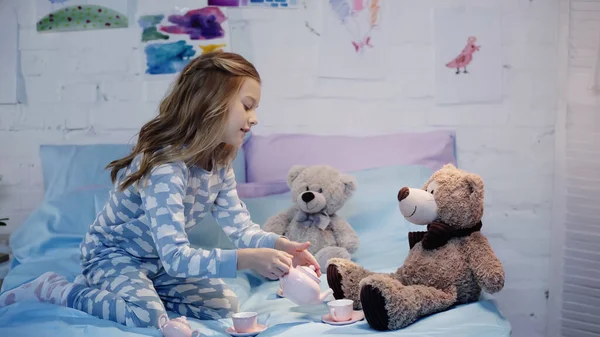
319,288,334,302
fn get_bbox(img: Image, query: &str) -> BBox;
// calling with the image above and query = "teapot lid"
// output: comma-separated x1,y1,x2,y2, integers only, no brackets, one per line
298,265,320,283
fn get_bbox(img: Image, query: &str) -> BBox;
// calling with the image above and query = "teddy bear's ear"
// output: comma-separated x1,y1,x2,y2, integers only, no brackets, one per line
465,173,484,198
341,174,357,196
287,165,308,187
441,163,457,171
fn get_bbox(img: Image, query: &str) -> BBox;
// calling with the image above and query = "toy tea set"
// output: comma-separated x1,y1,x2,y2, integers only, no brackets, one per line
278,265,364,325
225,265,364,336
159,265,363,337
227,265,364,337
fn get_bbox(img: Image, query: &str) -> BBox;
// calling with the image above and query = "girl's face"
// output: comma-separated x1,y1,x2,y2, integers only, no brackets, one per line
222,77,261,147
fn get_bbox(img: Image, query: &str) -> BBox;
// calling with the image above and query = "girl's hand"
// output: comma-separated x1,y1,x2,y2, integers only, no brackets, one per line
237,248,293,280
275,238,322,277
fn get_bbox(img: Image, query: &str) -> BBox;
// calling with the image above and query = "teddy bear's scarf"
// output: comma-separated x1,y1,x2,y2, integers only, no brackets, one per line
408,221,483,250
294,210,330,230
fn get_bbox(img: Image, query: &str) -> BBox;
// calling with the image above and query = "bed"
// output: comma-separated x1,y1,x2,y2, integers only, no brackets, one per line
0,131,511,337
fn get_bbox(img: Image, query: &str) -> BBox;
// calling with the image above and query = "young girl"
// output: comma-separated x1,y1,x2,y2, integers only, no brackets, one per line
0,52,321,329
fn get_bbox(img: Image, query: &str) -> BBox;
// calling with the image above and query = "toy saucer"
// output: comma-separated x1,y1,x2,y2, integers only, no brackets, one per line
225,323,267,336
321,310,364,326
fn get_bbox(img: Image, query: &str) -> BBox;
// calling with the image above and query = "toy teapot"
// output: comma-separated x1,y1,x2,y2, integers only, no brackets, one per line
158,314,201,337
279,265,333,306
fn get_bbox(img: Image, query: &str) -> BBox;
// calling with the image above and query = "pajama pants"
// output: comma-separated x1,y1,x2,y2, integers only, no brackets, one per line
68,252,239,328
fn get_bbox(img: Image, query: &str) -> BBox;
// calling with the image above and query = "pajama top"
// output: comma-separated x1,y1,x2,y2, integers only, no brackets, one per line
81,154,280,279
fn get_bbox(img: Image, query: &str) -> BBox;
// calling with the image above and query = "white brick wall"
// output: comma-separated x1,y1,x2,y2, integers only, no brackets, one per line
0,1,562,336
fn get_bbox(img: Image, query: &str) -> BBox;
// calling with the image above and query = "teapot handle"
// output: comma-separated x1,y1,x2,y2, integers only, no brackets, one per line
158,314,169,329
278,275,287,296
191,329,202,337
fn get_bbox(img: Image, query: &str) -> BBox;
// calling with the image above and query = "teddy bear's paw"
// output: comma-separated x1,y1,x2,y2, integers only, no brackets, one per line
360,284,389,331
482,270,505,294
359,274,402,331
360,275,459,331
327,264,345,300
326,257,352,268
326,259,371,309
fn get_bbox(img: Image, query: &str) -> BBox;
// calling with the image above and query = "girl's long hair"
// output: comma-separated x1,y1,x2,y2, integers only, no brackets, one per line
107,52,260,190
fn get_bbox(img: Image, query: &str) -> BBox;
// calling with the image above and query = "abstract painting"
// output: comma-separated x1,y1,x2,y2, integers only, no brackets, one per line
158,7,228,40
144,41,196,75
138,1,232,77
35,0,128,32
208,0,299,8
433,6,502,105
318,0,386,79
139,14,169,42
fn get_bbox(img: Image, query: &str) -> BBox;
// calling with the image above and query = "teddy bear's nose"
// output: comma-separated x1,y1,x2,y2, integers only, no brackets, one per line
397,187,409,201
302,192,315,203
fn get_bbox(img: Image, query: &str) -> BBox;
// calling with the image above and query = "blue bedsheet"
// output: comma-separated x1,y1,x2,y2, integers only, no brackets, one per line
0,165,511,337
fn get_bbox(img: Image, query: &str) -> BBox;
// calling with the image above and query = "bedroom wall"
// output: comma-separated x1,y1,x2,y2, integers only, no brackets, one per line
0,1,559,336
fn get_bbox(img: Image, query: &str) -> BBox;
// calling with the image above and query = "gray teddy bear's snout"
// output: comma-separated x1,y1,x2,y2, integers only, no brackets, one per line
302,192,315,202
297,191,327,213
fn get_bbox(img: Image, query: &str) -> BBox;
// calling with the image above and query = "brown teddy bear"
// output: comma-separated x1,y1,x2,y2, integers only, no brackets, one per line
326,164,505,331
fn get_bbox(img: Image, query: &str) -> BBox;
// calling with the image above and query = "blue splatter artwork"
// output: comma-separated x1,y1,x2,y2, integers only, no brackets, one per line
144,41,196,75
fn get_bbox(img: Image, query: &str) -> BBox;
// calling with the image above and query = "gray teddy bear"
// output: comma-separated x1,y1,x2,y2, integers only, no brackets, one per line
263,165,360,269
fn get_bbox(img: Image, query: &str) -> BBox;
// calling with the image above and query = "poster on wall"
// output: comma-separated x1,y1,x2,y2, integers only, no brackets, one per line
138,0,232,79
433,6,503,105
0,2,18,104
207,0,299,8
35,0,129,33
318,0,387,80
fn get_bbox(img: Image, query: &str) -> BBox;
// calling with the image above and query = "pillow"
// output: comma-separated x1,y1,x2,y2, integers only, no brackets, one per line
242,164,433,233
196,164,432,244
188,164,434,253
40,141,249,201
242,130,456,184
227,164,435,273
40,144,133,201
236,181,289,199
11,164,433,271
10,185,238,265
10,186,112,265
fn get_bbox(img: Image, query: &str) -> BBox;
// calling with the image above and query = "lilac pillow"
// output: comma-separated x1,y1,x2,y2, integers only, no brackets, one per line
242,130,456,184
237,181,289,199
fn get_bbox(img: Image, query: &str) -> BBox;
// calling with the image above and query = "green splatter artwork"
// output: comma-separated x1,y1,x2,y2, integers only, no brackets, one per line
37,5,128,32
138,15,169,42
142,27,169,42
